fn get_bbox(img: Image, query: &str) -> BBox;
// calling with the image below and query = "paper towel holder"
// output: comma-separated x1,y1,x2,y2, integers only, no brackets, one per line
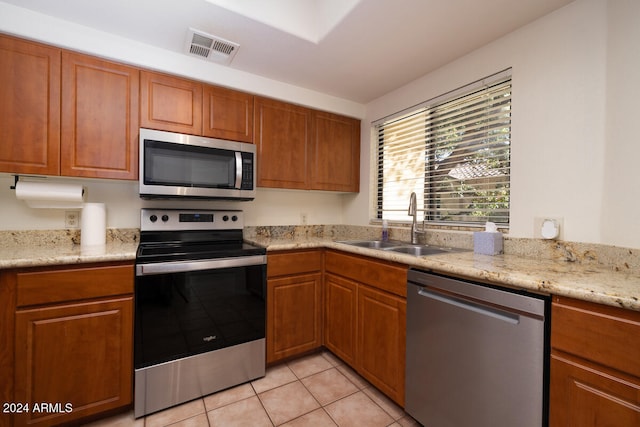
9,175,42,190
9,175,19,190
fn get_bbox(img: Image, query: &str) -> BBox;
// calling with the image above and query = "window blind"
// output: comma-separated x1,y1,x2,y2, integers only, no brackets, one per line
376,73,511,226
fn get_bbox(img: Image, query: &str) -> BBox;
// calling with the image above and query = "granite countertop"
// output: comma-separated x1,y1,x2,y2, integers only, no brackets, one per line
1,228,638,312
0,240,139,269
0,229,139,269
245,235,640,312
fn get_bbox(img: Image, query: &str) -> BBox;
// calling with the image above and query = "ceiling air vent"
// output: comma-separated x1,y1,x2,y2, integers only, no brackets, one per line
185,28,239,65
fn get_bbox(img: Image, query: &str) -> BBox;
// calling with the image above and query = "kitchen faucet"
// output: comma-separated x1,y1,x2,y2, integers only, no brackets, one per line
408,192,425,244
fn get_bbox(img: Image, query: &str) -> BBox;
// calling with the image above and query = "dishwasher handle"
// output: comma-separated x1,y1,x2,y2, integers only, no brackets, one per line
417,287,520,325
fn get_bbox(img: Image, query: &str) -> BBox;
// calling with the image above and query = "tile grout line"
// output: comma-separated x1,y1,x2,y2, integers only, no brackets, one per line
143,350,411,427
250,381,277,427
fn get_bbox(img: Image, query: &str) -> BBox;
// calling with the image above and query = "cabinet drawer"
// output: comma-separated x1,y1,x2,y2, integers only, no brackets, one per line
16,263,134,307
325,250,407,297
267,250,322,278
552,296,640,378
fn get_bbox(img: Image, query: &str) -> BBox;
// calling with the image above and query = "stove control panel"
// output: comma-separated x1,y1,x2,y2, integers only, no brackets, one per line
141,209,243,231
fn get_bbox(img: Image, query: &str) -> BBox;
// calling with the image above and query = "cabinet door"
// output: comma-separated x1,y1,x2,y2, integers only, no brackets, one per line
0,35,60,175
310,112,360,192
550,296,640,427
140,71,202,135
254,97,311,189
61,52,139,179
357,285,406,406
550,353,640,427
203,85,253,142
324,273,357,366
14,297,133,427
552,296,640,378
267,272,322,364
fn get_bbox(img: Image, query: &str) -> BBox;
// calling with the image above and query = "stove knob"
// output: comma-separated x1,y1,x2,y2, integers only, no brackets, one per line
162,215,169,222
223,215,229,221
149,215,157,222
232,215,238,222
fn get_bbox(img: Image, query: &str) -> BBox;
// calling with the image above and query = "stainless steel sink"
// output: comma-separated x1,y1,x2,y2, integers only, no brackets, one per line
336,240,404,249
384,245,452,256
337,240,465,256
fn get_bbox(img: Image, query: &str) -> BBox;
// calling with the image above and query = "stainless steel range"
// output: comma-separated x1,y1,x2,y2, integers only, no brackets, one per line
134,208,266,418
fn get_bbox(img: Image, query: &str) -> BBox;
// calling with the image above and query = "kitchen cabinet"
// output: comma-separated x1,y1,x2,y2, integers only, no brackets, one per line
266,250,323,364
310,111,360,192
254,96,360,192
324,273,358,365
254,96,312,189
141,71,254,143
357,284,406,404
203,85,254,142
2,262,134,427
0,34,138,180
140,71,203,135
0,35,61,176
324,250,407,405
550,296,640,427
61,52,139,179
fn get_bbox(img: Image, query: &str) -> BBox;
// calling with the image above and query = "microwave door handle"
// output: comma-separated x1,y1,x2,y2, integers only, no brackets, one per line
235,152,242,189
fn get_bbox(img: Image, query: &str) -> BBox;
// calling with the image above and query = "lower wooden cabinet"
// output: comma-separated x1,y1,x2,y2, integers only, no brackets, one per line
357,285,406,404
267,250,323,364
14,297,133,427
324,250,407,406
1,262,134,427
324,273,357,365
550,353,640,426
550,296,640,427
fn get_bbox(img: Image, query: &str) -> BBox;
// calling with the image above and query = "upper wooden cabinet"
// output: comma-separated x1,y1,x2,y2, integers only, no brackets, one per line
61,52,139,179
141,72,254,143
1,34,360,183
254,96,312,189
310,111,360,192
203,85,254,142
254,96,360,192
0,35,61,175
140,71,203,135
0,34,138,180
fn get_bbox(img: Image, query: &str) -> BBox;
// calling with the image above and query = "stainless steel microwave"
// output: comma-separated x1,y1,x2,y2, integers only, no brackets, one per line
139,128,256,200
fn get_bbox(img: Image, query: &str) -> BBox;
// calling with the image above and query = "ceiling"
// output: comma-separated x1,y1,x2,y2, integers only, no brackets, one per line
3,0,574,103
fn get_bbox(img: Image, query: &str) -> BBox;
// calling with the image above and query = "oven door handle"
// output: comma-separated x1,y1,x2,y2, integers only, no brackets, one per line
136,255,266,276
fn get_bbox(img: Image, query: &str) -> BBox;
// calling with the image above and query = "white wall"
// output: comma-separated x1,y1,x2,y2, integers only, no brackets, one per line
0,2,356,230
0,174,345,229
347,0,639,248
601,0,640,248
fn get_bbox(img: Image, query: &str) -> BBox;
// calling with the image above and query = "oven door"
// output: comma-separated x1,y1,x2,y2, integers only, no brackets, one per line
134,255,266,370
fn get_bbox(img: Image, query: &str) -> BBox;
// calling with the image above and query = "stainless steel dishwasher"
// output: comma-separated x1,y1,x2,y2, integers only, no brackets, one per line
405,269,550,427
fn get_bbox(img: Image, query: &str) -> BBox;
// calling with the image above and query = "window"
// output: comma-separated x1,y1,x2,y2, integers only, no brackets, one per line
375,70,511,226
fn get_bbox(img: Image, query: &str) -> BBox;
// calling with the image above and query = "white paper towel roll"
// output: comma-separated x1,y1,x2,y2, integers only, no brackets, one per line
81,203,106,247
15,181,85,208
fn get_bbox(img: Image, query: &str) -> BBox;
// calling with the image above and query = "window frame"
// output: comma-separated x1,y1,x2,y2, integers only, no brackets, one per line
373,69,512,228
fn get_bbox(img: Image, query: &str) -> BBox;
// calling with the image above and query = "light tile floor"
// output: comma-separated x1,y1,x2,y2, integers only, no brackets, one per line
85,351,421,427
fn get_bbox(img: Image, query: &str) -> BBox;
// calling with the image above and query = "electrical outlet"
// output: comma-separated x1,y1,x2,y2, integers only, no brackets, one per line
534,217,563,239
300,213,308,225
65,211,80,228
